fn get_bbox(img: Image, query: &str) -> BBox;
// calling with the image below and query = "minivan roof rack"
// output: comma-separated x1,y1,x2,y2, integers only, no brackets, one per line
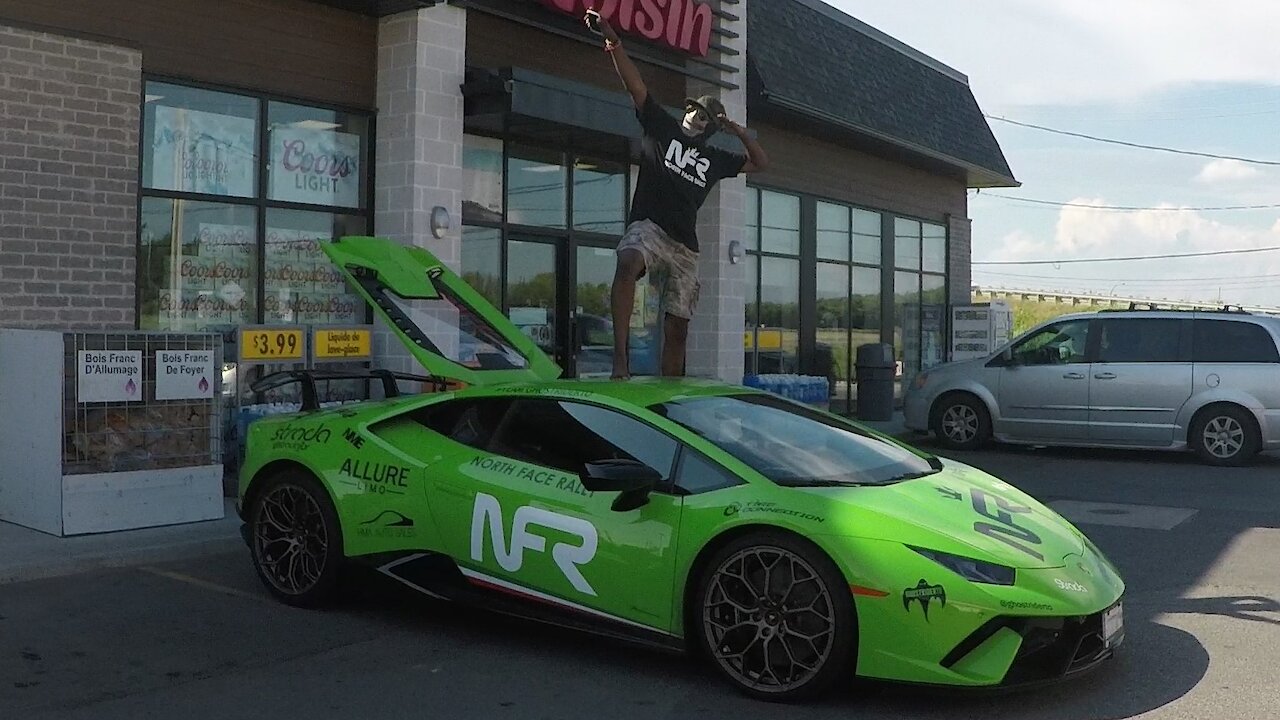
1098,302,1252,314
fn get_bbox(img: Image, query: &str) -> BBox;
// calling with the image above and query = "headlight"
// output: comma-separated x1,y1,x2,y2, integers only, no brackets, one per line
911,546,1016,585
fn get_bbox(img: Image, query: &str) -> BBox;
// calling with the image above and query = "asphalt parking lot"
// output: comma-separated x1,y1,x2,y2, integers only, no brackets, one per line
2,440,1277,720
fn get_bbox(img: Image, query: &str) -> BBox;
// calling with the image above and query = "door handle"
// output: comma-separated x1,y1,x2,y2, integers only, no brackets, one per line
1094,372,1117,380
1063,372,1085,380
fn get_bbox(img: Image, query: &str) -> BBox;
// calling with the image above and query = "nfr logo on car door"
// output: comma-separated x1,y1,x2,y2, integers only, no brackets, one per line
431,397,683,630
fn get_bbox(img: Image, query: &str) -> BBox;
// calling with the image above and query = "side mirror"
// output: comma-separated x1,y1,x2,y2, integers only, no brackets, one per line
580,459,661,512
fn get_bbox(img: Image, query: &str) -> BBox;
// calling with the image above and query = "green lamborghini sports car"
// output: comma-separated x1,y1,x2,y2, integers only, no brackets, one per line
237,236,1125,702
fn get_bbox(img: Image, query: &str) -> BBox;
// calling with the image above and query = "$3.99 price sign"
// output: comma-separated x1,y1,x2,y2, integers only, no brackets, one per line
239,326,304,362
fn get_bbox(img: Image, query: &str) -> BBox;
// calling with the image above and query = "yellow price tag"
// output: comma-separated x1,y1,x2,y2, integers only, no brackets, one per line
313,328,372,360
240,327,304,361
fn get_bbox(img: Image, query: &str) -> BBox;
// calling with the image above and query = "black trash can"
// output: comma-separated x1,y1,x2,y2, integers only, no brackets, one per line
855,343,895,421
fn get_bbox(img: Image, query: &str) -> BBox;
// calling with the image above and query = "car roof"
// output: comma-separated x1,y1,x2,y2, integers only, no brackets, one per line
1037,308,1280,326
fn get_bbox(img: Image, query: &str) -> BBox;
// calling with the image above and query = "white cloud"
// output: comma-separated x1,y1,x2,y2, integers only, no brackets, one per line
1195,159,1263,184
976,204,1280,307
827,0,1280,107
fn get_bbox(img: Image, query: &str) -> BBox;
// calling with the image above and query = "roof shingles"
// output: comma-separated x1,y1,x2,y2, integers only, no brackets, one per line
748,0,1017,187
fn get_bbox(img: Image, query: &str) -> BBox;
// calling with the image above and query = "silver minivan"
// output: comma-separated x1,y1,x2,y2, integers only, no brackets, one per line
903,308,1280,465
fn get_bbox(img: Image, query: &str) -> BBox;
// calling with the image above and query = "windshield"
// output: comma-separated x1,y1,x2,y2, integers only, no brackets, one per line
651,394,940,487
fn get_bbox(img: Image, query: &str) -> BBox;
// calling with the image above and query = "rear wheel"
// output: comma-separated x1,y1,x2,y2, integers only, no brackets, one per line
931,393,992,451
248,470,344,607
1190,405,1260,467
694,531,856,702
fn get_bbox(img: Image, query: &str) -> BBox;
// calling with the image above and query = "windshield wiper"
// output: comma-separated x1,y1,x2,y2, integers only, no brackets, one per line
880,469,942,483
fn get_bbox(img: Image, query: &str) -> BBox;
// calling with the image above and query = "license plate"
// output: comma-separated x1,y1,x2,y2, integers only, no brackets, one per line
1103,602,1124,646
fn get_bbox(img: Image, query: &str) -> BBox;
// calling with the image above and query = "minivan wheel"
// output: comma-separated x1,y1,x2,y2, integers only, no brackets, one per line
931,394,991,451
1191,405,1260,467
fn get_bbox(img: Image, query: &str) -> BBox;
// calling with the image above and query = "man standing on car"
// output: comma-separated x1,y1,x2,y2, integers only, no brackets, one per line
590,11,769,379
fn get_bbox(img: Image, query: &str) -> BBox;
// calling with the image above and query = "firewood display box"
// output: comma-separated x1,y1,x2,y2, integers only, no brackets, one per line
0,329,225,536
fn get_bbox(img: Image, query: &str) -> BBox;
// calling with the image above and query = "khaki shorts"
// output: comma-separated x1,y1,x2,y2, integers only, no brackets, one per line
616,220,700,320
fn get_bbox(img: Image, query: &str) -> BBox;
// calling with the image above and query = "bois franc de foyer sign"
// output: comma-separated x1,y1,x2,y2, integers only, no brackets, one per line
540,0,716,57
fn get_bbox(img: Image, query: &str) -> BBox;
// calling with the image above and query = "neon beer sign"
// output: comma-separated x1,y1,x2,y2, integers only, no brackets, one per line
540,0,716,57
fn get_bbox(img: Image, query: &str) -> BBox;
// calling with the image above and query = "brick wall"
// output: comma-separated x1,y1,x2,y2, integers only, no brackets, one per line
0,24,140,329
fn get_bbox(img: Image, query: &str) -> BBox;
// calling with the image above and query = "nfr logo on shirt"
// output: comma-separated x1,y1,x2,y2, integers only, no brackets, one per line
664,139,711,187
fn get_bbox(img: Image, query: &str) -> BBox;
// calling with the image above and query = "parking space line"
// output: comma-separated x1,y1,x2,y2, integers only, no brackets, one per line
140,566,267,602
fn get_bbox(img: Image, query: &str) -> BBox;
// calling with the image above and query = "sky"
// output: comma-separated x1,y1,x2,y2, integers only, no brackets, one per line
825,0,1280,309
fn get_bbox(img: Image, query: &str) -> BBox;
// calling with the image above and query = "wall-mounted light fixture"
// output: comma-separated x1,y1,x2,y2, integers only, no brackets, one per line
430,206,451,239
728,239,744,264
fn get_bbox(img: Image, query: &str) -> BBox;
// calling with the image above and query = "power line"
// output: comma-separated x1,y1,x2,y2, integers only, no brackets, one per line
975,193,1280,212
973,269,1280,284
973,245,1280,266
985,115,1280,166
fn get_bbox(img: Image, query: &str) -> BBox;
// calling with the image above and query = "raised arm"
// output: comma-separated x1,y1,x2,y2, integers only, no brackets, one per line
591,13,647,109
719,115,770,174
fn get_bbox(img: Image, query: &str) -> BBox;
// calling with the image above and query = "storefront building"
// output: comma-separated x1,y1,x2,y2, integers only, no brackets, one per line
0,0,1017,415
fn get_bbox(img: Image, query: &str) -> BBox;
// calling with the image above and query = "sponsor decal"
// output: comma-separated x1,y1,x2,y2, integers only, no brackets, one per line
1054,578,1089,593
903,579,946,620
970,489,1044,562
338,458,408,495
1000,599,1054,612
723,501,824,523
471,492,598,595
468,456,590,497
935,486,961,501
663,139,711,188
270,423,332,450
342,427,365,449
357,510,415,539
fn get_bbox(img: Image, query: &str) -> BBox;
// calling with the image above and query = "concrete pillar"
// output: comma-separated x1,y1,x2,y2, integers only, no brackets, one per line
372,4,466,376
685,1,748,383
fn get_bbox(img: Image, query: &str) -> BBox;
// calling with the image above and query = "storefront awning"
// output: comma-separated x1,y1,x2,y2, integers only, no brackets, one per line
462,66,749,158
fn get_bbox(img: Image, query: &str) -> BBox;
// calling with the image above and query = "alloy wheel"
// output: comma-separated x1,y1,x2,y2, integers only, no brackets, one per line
941,404,979,444
1202,415,1245,460
253,484,330,596
702,546,836,695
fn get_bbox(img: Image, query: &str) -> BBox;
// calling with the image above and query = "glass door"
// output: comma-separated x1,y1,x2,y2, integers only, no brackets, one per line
506,237,562,368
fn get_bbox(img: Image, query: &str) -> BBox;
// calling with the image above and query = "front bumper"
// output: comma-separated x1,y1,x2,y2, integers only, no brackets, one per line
944,599,1124,688
903,390,931,431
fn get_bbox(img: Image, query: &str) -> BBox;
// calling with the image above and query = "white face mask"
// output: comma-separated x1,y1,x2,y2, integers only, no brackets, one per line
682,107,709,137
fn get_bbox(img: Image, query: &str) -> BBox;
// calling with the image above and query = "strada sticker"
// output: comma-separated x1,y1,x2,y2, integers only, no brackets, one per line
358,510,415,539
338,458,408,495
471,492,598,595
1054,578,1089,593
270,423,332,450
903,579,946,620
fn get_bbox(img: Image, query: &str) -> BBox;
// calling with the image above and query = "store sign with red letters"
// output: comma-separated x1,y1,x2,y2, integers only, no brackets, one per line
540,0,716,57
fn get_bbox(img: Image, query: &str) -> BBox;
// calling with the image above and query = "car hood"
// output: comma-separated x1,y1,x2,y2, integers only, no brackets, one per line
809,457,1084,569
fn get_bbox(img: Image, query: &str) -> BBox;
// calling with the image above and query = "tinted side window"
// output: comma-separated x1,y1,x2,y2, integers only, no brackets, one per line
1097,319,1185,363
1193,320,1280,363
415,397,511,450
491,400,678,479
673,449,741,495
1011,319,1090,365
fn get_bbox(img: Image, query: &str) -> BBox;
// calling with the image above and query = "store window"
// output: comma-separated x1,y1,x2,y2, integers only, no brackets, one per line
267,102,369,210
892,219,948,393
507,145,567,228
139,199,257,331
461,226,503,310
744,188,802,375
138,80,373,334
463,134,504,224
573,157,627,235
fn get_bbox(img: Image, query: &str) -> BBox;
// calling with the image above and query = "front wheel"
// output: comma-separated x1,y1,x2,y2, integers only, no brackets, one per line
248,471,344,607
1190,405,1260,467
931,393,992,451
694,531,856,702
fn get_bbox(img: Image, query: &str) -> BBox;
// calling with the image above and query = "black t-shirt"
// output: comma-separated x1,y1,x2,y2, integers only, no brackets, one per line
628,95,747,253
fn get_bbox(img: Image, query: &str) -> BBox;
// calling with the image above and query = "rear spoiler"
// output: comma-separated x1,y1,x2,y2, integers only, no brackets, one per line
249,368,448,412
